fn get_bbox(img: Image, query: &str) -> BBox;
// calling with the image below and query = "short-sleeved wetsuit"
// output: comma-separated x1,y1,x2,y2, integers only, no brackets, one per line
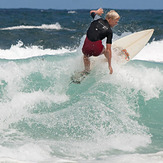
82,12,113,57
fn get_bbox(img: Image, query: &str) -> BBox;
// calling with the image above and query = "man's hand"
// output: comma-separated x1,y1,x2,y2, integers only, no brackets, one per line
96,8,104,16
90,8,104,16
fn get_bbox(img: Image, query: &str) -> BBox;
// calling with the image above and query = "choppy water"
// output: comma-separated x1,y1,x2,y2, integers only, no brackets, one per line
0,9,163,163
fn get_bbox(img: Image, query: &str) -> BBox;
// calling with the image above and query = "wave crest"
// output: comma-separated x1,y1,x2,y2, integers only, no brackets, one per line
1,23,62,30
0,41,76,60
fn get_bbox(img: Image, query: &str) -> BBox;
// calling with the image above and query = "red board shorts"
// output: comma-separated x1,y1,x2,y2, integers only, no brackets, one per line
82,37,104,57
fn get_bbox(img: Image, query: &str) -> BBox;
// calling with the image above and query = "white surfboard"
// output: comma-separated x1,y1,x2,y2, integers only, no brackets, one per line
112,29,154,64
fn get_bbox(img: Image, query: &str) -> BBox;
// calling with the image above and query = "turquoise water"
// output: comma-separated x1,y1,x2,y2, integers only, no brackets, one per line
0,9,163,163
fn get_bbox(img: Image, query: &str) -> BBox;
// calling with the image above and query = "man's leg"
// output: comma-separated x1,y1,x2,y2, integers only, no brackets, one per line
83,55,90,72
101,47,108,61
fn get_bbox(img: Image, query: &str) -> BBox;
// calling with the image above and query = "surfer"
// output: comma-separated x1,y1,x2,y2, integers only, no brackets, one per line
82,8,120,74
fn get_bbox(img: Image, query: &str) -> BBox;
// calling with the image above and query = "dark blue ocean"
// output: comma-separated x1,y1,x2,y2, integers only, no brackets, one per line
0,9,163,163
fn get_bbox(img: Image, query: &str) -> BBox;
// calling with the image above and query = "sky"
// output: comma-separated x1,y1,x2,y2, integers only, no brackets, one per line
0,0,163,10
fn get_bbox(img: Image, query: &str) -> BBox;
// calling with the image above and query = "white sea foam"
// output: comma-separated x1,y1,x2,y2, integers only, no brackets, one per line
0,23,62,30
81,152,163,163
0,144,162,163
0,23,75,31
68,10,76,14
133,40,163,62
0,143,51,163
0,41,76,59
96,56,163,100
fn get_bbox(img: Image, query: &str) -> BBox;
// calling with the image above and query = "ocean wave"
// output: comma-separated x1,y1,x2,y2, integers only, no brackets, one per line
68,10,77,14
0,41,76,60
0,40,162,163
1,23,63,30
133,40,163,63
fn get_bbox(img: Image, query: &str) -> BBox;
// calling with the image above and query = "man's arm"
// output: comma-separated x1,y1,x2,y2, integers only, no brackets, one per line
104,44,113,74
90,8,104,16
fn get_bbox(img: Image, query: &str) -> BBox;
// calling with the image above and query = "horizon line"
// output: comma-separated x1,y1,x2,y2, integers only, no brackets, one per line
0,7,162,11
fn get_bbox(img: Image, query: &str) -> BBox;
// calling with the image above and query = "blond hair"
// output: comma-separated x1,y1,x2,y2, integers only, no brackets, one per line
105,10,120,20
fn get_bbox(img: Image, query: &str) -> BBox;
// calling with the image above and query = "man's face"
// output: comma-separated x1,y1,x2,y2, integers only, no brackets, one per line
109,18,119,27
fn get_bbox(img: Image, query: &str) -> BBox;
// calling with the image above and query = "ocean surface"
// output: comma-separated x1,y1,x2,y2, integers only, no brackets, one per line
0,8,163,163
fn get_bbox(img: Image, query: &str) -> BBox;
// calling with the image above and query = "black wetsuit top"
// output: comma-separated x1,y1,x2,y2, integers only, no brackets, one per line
87,12,113,44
